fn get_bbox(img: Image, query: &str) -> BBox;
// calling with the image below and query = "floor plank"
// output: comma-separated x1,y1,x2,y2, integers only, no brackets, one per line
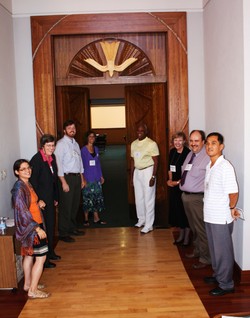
18,228,208,318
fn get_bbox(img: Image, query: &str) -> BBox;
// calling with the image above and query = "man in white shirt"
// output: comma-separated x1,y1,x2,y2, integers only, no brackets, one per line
204,132,239,296
55,120,86,242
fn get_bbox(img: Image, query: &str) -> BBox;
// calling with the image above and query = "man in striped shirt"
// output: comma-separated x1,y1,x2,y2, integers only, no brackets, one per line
204,132,239,296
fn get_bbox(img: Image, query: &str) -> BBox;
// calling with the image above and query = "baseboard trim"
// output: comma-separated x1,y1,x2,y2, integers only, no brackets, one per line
235,262,250,284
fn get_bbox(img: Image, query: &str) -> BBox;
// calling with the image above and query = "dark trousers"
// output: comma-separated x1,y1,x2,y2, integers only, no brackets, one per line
205,222,234,289
42,201,55,257
182,192,211,264
58,174,81,236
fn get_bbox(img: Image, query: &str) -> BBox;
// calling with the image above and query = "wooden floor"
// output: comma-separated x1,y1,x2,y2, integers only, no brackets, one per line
1,227,250,318
14,228,208,318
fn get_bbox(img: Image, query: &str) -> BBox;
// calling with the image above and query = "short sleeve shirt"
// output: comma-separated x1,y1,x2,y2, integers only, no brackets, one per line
131,137,159,170
204,155,238,224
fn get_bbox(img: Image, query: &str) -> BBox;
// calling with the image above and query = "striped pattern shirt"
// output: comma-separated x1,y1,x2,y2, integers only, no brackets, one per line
204,155,238,224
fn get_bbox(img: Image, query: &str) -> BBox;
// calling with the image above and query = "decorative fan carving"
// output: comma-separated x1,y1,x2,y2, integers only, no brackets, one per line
68,39,154,78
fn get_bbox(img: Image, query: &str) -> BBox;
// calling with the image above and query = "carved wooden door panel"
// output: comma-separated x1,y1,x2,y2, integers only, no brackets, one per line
125,83,169,227
56,86,90,148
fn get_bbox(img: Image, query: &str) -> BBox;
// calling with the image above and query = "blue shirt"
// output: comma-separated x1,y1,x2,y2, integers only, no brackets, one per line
54,135,83,177
179,146,210,193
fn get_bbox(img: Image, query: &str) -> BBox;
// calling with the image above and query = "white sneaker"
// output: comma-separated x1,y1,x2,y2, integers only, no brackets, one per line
134,222,145,228
140,226,153,234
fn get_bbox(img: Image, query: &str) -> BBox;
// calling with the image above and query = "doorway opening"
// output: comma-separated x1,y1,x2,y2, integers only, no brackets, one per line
56,82,168,228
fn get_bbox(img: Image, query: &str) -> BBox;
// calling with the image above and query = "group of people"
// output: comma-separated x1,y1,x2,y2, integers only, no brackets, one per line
167,129,239,296
11,120,106,299
11,120,240,299
131,125,240,296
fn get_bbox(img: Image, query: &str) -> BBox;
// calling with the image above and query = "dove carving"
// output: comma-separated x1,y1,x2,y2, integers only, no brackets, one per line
84,41,137,77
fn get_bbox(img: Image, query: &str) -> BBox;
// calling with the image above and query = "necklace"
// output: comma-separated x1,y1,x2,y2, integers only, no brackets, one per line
170,148,184,166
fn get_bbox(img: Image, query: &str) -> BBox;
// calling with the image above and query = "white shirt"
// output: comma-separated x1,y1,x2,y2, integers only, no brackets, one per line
54,135,83,177
204,155,238,224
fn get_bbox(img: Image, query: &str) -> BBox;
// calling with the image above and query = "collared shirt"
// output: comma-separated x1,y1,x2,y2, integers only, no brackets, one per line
179,146,210,193
204,155,238,224
54,135,83,177
131,137,159,170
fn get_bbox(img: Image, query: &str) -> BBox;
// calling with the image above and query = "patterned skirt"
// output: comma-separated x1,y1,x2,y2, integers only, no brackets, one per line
21,223,48,257
82,181,105,213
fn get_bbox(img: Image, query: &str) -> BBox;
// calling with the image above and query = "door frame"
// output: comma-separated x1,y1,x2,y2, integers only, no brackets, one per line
31,12,189,143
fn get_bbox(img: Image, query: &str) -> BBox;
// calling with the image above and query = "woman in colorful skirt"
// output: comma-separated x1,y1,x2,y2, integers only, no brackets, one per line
11,159,50,299
81,130,106,226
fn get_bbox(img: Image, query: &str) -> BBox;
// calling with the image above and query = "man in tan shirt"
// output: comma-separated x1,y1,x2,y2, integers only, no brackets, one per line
130,124,159,234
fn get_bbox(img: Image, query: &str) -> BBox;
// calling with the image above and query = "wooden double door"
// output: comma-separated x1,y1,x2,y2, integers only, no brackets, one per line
31,12,189,227
56,83,168,226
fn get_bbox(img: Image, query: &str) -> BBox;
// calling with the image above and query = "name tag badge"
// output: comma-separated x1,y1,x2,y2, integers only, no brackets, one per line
89,160,96,166
170,165,176,172
73,150,79,157
184,163,193,171
134,151,141,158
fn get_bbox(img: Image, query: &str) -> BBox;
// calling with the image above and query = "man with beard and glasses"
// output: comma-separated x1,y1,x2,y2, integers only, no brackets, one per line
54,120,86,242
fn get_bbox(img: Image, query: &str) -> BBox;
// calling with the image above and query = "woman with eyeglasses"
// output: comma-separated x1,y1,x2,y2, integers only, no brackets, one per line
11,159,50,299
30,134,60,268
81,130,106,226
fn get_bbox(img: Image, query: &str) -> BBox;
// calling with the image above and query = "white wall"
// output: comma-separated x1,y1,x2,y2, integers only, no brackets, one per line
0,5,20,218
187,12,205,131
203,0,248,268
243,0,250,270
13,17,37,159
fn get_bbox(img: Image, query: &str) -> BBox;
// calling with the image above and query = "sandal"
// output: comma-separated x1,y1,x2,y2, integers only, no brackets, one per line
83,220,90,226
28,290,50,299
94,219,107,225
24,283,46,292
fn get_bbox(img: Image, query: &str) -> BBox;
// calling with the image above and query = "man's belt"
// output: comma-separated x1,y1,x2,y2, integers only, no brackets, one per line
183,191,204,195
137,165,153,170
64,173,81,176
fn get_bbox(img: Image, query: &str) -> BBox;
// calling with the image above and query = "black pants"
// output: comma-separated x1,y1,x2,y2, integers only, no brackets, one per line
42,201,55,257
58,174,81,236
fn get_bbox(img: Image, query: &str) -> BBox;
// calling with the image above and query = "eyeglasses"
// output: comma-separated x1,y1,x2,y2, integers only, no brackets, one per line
19,167,32,172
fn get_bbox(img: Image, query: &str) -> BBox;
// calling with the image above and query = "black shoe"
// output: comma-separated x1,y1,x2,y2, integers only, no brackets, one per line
49,254,61,261
192,262,209,269
185,252,199,259
173,239,183,245
59,235,75,243
204,276,217,284
69,230,84,236
93,219,107,225
44,261,56,269
209,287,235,296
182,240,190,247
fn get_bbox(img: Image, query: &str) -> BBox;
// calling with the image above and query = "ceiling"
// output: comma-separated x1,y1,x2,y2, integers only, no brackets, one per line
1,0,210,16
